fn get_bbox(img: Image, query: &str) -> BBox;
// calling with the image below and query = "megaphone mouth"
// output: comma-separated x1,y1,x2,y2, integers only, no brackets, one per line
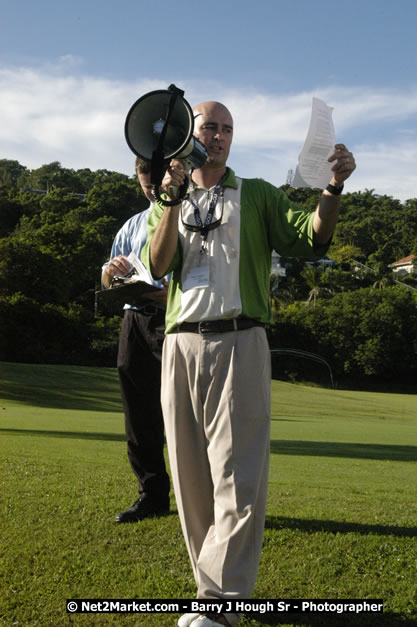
124,89,195,161
124,84,208,206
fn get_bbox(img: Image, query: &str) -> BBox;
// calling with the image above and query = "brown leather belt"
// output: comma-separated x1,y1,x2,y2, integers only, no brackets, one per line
173,318,265,335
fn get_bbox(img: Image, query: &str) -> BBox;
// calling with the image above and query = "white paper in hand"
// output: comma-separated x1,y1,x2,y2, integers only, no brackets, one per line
292,97,336,190
126,251,155,284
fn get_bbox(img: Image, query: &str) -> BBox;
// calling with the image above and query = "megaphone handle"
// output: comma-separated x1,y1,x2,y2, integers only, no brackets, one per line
153,179,188,207
168,185,178,199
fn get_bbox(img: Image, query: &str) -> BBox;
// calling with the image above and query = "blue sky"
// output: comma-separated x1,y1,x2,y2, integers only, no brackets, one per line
1,0,417,200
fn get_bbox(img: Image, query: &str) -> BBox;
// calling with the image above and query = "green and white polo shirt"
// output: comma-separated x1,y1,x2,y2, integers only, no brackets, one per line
142,168,329,334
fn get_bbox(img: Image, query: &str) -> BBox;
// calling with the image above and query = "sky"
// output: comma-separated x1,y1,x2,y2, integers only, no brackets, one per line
1,0,417,201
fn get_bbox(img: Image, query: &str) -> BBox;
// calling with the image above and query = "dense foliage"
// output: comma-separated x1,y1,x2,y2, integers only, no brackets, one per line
0,159,148,366
268,186,417,386
1,159,416,386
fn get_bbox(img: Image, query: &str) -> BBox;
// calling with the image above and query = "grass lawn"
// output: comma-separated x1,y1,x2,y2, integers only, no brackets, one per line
1,362,416,627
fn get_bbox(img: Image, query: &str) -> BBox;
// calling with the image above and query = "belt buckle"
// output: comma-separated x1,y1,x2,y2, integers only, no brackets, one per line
198,321,212,335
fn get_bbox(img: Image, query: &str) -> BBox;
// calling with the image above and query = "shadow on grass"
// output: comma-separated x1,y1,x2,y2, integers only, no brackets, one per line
265,515,417,538
271,439,417,462
0,427,125,442
251,610,416,626
0,362,122,412
271,416,312,423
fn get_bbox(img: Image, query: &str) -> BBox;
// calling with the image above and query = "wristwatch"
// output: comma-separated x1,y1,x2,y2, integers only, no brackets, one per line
326,183,344,196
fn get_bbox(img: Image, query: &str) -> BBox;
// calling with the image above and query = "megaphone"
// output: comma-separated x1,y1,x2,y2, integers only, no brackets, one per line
125,84,207,205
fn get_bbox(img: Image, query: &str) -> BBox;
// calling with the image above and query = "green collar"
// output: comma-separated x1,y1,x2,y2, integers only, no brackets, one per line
190,167,238,191
222,167,238,189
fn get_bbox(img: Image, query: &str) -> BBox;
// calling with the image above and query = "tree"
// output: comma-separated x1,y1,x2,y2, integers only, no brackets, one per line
271,256,307,306
329,243,364,265
368,261,395,289
272,286,417,384
17,161,81,193
301,264,333,305
3,159,415,375
0,191,23,236
0,162,144,365
84,179,146,223
0,237,68,304
0,159,27,186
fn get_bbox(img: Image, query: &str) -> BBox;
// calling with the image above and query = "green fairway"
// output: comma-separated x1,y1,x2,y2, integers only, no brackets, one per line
1,362,416,626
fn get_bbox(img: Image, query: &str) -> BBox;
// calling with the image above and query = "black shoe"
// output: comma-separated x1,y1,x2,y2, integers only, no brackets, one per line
115,494,169,523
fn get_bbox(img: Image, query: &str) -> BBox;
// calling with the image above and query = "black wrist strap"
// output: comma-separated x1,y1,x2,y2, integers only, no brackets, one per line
152,181,188,207
326,183,344,196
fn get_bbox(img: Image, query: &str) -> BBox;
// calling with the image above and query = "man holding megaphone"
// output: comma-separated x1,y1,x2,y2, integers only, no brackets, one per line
139,98,355,627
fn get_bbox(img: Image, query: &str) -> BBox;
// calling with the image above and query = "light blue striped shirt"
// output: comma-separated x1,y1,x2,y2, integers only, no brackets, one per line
102,208,166,310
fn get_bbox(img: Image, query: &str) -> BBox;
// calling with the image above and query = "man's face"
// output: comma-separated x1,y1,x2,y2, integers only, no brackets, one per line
137,171,154,203
193,102,233,169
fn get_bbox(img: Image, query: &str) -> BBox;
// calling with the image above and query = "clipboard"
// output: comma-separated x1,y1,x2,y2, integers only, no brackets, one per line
96,281,163,314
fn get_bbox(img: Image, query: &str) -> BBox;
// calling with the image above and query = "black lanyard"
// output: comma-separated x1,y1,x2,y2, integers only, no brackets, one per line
187,179,224,253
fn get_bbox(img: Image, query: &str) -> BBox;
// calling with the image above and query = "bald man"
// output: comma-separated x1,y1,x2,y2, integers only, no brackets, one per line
142,101,356,627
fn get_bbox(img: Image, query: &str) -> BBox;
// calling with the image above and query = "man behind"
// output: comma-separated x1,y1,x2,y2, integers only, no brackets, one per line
102,158,170,523
142,102,356,627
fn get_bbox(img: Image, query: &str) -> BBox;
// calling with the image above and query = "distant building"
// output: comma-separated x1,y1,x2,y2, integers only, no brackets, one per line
305,258,336,268
389,254,416,276
271,251,286,277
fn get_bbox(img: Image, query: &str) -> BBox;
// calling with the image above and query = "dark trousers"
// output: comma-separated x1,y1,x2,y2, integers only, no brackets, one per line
117,308,170,503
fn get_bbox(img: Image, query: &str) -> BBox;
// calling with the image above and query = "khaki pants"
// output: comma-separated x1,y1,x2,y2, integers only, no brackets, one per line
161,327,271,598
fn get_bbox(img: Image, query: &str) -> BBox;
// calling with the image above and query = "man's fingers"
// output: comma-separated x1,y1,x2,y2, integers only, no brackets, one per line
108,255,131,277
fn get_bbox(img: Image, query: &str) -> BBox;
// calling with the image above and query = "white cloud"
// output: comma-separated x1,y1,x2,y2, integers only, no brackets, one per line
0,65,166,174
349,141,417,200
1,63,416,200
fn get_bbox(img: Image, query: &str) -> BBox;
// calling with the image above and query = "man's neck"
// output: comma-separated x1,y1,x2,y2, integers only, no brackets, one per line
192,165,227,190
